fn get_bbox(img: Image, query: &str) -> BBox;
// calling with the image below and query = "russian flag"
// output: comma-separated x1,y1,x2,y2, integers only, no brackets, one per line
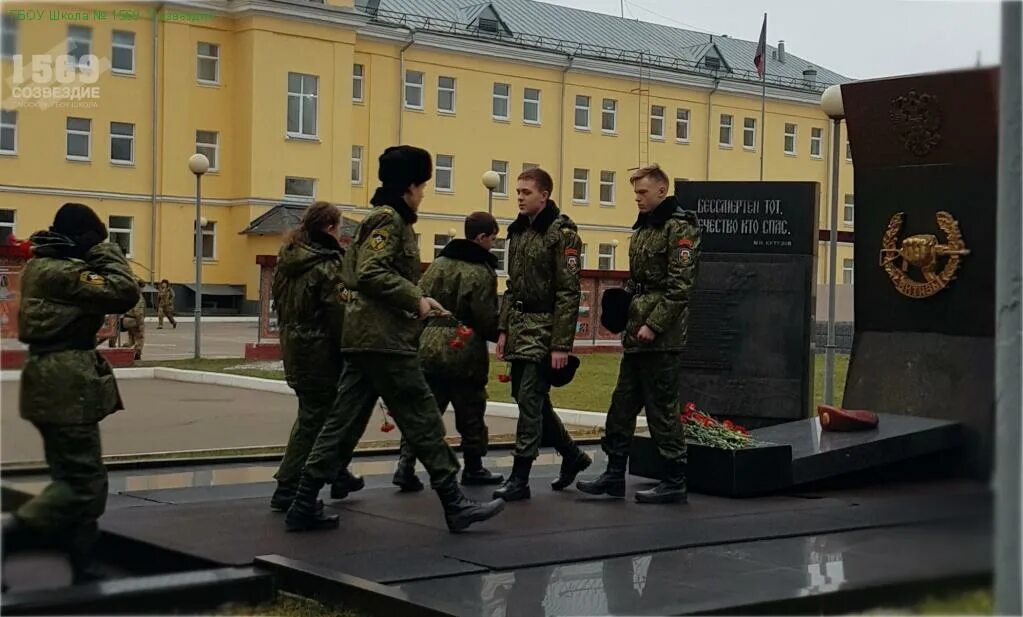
754,14,767,78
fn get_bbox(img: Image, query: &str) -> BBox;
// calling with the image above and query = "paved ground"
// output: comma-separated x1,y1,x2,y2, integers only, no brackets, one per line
128,319,258,360
1,379,526,463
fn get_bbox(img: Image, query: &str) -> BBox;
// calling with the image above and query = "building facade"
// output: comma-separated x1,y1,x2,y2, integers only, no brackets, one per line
0,0,856,313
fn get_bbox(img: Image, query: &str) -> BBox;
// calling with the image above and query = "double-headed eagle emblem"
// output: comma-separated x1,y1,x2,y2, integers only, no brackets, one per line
889,90,942,156
878,211,970,299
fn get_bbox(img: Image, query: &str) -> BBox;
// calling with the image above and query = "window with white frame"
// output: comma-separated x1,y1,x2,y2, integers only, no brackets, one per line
579,243,587,269
650,105,665,139
599,171,615,205
810,127,823,158
287,73,318,137
0,209,14,244
492,83,510,120
574,95,590,129
598,243,615,270
196,130,218,171
522,162,539,171
491,160,508,195
719,114,733,146
67,25,92,70
432,234,451,259
435,154,453,191
1,14,16,58
111,30,135,74
404,70,424,109
197,42,219,84
195,221,216,260
284,177,316,201
784,123,797,154
109,122,134,164
352,64,364,102
843,194,855,225
572,168,589,203
1,110,16,154
743,117,756,149
601,98,617,132
676,108,690,142
523,87,541,124
351,145,363,184
492,238,507,273
66,117,91,160
842,258,854,285
108,216,133,257
846,140,852,162
437,76,456,113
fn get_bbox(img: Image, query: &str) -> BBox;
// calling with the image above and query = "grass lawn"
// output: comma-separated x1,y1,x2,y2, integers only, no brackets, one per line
145,353,850,414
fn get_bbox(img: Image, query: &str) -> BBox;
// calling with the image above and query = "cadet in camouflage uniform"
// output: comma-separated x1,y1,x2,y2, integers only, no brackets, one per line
393,211,504,491
578,164,700,504
493,167,592,502
2,203,140,584
269,201,364,513
286,146,505,533
156,279,176,329
123,283,147,360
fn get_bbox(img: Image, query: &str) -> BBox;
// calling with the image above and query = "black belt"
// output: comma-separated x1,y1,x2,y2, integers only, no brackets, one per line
28,339,96,355
512,300,553,314
627,282,662,295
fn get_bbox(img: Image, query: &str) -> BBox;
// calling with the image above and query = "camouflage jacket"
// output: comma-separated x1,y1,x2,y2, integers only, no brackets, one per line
499,202,583,361
623,196,701,353
272,232,348,390
340,199,424,356
419,239,499,386
156,286,174,307
18,233,140,424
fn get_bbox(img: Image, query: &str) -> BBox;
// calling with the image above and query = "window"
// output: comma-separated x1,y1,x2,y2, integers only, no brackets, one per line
743,117,756,149
284,176,316,201
0,110,16,154
432,234,451,259
579,244,587,269
287,72,318,137
601,98,617,132
435,154,453,191
0,210,14,244
67,26,92,70
523,87,541,124
810,127,823,158
784,123,797,155
650,105,665,139
574,95,590,129
352,64,364,102
491,160,508,195
676,108,690,142
846,140,852,162
66,117,91,160
492,238,507,273
842,258,854,285
2,14,16,58
843,194,854,225
404,70,424,109
195,221,216,260
108,216,133,257
704,55,722,71
197,42,219,84
196,130,219,171
522,162,539,171
719,114,733,146
351,145,363,184
598,243,615,270
437,76,455,113
112,31,135,74
599,171,615,205
492,83,510,120
572,168,589,203
109,122,134,164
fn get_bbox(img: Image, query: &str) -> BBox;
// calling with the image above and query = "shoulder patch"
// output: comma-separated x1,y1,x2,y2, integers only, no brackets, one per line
677,238,693,248
368,228,390,251
336,282,352,302
79,271,106,286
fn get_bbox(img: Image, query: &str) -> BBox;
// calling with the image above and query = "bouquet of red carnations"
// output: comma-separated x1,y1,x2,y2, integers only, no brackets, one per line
680,401,755,449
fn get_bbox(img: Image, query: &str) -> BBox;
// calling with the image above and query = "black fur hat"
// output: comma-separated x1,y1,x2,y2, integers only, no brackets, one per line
543,354,581,388
600,287,632,334
378,145,432,190
51,202,107,240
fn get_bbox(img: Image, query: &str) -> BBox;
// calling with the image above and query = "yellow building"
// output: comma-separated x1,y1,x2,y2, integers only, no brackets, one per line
0,0,856,314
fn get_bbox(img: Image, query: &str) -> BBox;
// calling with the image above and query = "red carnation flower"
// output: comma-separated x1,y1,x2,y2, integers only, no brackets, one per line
380,420,395,433
456,324,473,339
448,338,465,349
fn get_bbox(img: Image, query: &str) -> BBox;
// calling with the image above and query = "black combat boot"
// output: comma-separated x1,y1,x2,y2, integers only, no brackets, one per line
65,522,106,585
285,475,340,532
437,477,506,532
576,453,628,498
551,444,592,491
270,484,325,513
492,456,532,501
330,467,366,499
635,458,688,504
461,452,504,486
392,454,424,492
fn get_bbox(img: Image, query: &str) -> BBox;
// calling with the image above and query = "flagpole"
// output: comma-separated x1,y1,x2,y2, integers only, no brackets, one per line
759,13,767,181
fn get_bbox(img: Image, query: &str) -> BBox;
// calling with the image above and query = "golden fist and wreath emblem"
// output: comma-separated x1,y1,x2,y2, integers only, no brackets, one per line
878,211,970,299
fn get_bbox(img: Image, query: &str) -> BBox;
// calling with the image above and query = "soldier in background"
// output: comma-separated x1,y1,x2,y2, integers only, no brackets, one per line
122,280,147,360
493,167,592,501
577,164,700,504
156,279,176,329
2,202,140,584
392,211,504,491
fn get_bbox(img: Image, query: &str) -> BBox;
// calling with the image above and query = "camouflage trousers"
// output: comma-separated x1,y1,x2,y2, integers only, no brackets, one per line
399,374,490,461
603,352,687,462
16,422,108,534
303,353,460,488
157,305,176,328
510,360,575,459
126,326,144,356
274,381,338,491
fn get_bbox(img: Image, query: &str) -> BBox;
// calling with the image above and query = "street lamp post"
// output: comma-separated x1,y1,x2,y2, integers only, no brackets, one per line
820,84,845,406
188,153,210,360
481,170,500,214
